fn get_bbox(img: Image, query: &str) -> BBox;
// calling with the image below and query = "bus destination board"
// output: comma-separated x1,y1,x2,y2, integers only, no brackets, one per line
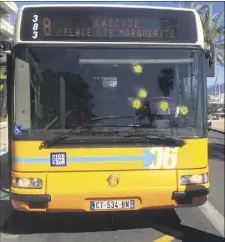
20,7,197,43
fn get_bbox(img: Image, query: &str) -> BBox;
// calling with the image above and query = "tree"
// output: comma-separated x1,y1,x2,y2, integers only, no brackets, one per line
0,44,8,121
207,95,214,114
199,3,224,86
175,2,224,84
0,66,7,120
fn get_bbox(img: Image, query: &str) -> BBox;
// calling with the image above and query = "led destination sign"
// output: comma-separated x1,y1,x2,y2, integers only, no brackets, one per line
20,7,197,42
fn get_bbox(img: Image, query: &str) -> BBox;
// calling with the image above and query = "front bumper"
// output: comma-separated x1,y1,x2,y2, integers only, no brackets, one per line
11,188,210,212
11,168,210,212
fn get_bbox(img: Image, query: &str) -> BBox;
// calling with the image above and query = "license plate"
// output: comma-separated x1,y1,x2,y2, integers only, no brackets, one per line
90,200,135,210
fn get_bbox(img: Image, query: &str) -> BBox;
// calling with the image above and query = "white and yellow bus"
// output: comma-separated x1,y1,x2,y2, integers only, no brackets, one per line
8,4,214,212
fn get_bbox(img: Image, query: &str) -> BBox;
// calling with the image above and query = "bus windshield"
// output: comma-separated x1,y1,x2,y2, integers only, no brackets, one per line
13,46,206,138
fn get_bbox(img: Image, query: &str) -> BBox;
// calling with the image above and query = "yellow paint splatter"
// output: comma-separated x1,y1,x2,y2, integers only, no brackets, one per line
179,105,189,115
160,100,169,112
0,84,3,92
137,88,147,99
131,98,142,109
132,64,143,74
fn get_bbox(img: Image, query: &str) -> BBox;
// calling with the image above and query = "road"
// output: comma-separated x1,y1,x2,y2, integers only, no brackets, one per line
0,131,224,242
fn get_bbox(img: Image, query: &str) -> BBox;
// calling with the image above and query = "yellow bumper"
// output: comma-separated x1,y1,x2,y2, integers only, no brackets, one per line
11,168,210,212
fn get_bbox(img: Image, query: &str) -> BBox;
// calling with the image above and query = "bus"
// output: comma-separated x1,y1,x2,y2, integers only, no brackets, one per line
7,4,215,212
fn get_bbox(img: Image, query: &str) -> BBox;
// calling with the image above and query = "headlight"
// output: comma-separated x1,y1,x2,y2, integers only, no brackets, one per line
12,178,43,189
180,173,208,185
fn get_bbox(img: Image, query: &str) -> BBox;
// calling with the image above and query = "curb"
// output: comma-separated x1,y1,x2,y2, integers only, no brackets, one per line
211,128,225,134
0,145,8,156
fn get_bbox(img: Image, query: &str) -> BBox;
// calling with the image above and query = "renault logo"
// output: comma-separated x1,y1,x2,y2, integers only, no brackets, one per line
107,174,120,187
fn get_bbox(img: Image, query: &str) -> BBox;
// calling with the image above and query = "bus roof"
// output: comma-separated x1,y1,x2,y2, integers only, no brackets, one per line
14,4,204,48
19,3,199,12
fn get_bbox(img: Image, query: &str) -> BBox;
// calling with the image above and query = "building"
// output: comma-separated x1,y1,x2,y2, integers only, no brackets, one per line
0,2,17,119
208,93,225,105
0,1,17,46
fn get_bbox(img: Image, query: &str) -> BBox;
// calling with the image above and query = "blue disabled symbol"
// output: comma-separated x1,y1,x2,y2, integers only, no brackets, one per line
14,125,22,136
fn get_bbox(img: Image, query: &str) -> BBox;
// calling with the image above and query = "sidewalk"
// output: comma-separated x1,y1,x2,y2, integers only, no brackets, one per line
0,119,9,189
212,118,225,133
0,120,12,230
0,119,8,156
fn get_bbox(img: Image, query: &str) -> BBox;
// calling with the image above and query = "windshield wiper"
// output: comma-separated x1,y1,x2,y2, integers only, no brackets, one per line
39,115,185,149
39,132,72,149
39,116,135,149
89,115,136,122
124,133,186,147
40,130,186,149
74,115,143,130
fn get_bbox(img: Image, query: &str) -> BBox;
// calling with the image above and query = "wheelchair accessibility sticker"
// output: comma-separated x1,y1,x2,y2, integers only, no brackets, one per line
14,125,22,136
50,152,67,166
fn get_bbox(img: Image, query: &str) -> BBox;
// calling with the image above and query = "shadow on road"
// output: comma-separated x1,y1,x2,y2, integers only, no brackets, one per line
1,209,224,241
208,133,224,141
208,143,225,160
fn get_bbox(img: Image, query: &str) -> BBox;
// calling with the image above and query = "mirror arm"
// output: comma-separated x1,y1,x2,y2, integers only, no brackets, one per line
204,49,214,67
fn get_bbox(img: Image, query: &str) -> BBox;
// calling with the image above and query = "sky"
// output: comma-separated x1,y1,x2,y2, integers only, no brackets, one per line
10,1,224,86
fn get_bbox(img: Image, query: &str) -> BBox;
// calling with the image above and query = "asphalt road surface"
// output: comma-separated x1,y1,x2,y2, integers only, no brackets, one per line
0,131,224,242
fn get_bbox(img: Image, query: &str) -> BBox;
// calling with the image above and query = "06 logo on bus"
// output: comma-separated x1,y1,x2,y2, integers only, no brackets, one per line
147,147,178,169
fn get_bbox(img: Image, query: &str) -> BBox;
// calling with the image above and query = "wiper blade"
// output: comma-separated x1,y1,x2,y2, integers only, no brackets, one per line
40,129,186,149
78,116,137,128
73,115,142,131
39,132,71,149
90,115,136,122
124,133,186,147
39,125,123,149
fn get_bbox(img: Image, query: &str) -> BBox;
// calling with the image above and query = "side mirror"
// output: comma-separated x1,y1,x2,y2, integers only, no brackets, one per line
205,50,214,67
205,45,215,78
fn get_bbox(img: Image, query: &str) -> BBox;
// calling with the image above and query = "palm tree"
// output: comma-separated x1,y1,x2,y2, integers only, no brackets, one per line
0,46,7,121
201,3,224,85
175,2,224,84
0,65,7,121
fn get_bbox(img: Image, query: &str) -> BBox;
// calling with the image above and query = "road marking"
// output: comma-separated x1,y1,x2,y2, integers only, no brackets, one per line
153,234,176,242
153,224,182,242
199,201,224,237
0,190,9,200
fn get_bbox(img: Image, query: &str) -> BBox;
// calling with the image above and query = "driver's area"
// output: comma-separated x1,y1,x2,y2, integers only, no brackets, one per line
14,46,205,137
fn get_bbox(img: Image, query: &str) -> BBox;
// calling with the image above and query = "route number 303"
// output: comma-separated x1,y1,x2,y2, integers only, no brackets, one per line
149,147,179,169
